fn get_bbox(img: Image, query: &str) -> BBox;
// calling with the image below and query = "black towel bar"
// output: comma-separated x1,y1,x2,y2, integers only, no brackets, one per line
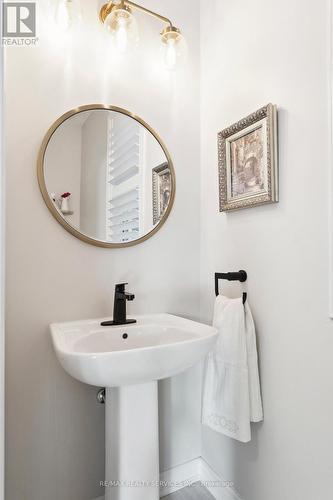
215,270,247,304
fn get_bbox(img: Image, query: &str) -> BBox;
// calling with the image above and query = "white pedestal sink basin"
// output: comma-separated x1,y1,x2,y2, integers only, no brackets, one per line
51,314,218,500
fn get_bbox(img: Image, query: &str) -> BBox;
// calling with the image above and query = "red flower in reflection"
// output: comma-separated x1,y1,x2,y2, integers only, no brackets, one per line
61,192,71,198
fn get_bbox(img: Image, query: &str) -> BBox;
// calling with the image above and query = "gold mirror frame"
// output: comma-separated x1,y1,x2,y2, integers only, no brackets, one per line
37,104,176,248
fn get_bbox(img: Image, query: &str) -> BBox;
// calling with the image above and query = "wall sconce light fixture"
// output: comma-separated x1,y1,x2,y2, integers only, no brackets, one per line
54,0,185,69
99,0,186,70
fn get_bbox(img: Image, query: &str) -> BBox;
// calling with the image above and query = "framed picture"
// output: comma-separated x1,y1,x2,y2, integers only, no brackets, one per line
152,162,171,225
218,103,278,211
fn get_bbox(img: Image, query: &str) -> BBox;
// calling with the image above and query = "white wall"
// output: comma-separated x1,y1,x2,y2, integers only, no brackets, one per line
4,1,201,499
200,1,333,499
0,39,4,500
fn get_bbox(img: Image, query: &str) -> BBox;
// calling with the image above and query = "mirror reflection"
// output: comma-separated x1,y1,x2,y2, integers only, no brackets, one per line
43,108,174,245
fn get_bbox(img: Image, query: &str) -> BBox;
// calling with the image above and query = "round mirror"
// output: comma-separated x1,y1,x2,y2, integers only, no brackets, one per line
37,105,175,248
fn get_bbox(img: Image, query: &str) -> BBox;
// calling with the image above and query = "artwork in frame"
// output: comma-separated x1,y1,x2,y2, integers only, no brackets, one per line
152,162,171,225
218,103,278,211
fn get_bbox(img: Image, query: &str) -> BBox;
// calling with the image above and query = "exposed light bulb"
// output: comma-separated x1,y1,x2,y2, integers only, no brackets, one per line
55,0,81,31
165,38,177,70
115,17,128,53
104,5,139,55
161,27,186,71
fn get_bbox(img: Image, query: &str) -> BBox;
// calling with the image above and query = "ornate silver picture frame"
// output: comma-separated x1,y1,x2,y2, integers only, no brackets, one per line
152,162,171,225
218,104,278,211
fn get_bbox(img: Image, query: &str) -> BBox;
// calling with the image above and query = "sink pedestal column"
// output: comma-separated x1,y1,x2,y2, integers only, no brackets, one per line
105,382,159,500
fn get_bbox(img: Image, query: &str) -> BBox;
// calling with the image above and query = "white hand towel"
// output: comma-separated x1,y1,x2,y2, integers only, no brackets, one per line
202,295,263,443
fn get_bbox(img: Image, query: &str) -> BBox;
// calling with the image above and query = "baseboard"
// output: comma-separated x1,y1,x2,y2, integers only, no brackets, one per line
93,457,243,500
160,457,243,500
159,458,201,497
198,458,243,500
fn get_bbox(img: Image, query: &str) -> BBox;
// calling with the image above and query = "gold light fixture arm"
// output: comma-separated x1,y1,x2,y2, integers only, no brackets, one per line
125,0,173,28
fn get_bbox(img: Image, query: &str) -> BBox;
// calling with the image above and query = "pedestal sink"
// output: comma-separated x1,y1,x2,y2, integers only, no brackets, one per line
50,313,218,500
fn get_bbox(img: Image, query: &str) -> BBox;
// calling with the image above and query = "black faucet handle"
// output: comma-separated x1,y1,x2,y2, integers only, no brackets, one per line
115,283,128,293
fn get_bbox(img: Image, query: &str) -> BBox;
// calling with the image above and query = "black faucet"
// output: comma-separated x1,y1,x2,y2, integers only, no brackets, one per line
101,283,136,326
